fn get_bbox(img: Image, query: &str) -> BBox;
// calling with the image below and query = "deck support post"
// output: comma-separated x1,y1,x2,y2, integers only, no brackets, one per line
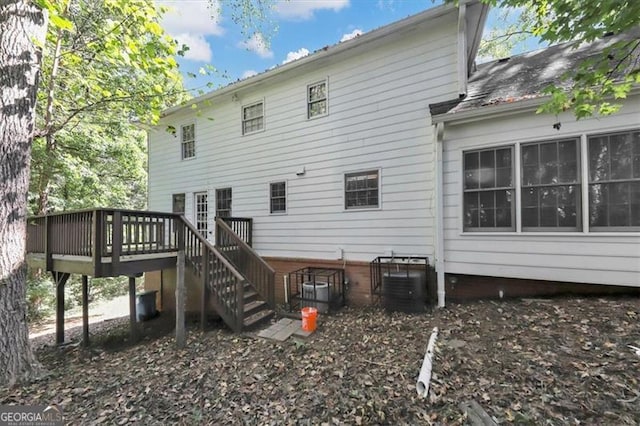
82,275,89,347
201,254,209,330
129,276,139,342
53,272,70,345
176,249,186,347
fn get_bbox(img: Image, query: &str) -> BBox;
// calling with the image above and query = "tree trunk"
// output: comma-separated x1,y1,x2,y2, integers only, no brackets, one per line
0,0,48,386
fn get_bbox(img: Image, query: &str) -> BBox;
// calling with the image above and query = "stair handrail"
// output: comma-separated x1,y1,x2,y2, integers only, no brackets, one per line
180,216,246,331
215,217,275,307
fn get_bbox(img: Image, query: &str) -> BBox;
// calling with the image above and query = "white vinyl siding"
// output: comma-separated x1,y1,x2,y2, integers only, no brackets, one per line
442,96,640,287
149,12,460,261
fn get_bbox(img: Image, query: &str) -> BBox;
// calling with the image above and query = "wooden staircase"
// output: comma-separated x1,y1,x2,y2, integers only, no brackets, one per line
173,216,276,332
26,208,276,333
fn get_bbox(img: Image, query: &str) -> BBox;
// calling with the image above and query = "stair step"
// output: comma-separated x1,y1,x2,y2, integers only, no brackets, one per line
244,289,258,303
243,308,274,329
243,300,267,317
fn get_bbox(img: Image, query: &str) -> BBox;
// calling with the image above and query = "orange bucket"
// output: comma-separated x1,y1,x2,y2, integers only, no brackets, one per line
301,307,318,332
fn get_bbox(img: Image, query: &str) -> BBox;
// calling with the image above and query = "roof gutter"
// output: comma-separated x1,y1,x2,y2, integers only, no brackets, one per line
431,96,550,125
162,2,462,118
433,84,640,125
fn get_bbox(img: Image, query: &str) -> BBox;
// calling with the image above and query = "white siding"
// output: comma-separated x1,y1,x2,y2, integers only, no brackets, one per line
442,96,640,287
148,13,460,261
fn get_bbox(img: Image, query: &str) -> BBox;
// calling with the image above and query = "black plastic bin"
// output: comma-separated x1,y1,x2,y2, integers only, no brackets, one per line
136,290,158,321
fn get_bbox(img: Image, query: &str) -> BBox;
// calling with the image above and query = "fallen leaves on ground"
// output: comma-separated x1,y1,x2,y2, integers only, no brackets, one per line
2,296,639,424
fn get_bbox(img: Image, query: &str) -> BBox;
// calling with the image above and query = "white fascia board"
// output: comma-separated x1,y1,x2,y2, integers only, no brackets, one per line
161,2,464,118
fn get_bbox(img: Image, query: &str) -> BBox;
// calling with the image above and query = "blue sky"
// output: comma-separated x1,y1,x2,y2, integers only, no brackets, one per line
157,0,537,94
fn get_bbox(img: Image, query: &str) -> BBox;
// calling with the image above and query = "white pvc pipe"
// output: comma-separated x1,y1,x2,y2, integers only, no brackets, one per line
416,327,438,398
283,275,288,305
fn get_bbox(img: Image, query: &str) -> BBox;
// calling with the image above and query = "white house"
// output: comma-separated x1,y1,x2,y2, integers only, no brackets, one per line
430,30,640,303
146,0,639,309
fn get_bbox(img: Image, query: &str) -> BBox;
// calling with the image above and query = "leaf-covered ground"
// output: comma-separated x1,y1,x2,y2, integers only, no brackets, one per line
2,296,639,425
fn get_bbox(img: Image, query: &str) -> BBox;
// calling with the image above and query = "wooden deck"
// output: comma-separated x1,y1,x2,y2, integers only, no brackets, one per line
26,208,273,345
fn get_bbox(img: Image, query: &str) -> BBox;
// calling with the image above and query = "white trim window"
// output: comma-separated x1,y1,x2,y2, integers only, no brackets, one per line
521,139,581,231
345,170,379,209
461,129,640,233
216,188,232,217
588,130,640,230
242,101,264,135
194,192,208,235
307,80,327,119
181,123,195,160
270,181,286,214
463,147,515,231
172,193,185,214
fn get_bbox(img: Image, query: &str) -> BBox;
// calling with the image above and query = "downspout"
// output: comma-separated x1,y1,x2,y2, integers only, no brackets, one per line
434,122,446,307
457,3,468,98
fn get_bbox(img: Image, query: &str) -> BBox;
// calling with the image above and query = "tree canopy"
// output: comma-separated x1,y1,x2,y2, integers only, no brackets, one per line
477,0,640,118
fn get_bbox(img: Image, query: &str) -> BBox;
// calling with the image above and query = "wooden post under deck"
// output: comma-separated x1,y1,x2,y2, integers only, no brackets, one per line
82,275,89,347
53,272,70,345
129,276,139,342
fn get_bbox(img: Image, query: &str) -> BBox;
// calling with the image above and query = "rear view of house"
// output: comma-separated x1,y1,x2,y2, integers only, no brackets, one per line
143,0,639,315
145,1,489,309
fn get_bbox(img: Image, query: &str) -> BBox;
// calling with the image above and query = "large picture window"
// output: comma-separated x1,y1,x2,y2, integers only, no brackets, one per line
345,170,379,209
463,147,514,230
521,139,580,230
242,101,264,135
588,130,640,230
216,188,232,217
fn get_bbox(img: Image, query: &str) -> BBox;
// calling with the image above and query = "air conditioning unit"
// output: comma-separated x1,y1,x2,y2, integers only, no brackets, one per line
382,271,426,313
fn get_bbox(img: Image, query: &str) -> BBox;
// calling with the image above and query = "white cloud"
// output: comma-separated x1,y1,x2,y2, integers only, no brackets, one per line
282,48,310,64
157,0,223,62
238,33,273,59
242,70,258,79
274,0,349,20
340,29,363,42
172,33,212,62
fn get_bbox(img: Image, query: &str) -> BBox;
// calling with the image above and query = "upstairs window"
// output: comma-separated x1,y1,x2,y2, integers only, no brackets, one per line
270,181,286,213
588,130,640,230
307,80,327,119
521,139,581,231
181,123,195,159
463,147,514,231
345,170,379,209
242,101,264,135
216,188,232,217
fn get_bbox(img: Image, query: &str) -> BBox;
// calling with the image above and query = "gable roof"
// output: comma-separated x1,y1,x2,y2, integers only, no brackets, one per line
162,0,488,118
430,28,640,120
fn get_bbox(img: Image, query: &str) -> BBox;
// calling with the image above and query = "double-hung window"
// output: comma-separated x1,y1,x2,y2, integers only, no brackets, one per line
521,139,581,230
172,193,185,214
345,170,379,209
181,124,195,160
307,80,327,119
216,188,232,217
588,130,640,230
270,182,286,214
463,147,514,230
242,101,264,135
